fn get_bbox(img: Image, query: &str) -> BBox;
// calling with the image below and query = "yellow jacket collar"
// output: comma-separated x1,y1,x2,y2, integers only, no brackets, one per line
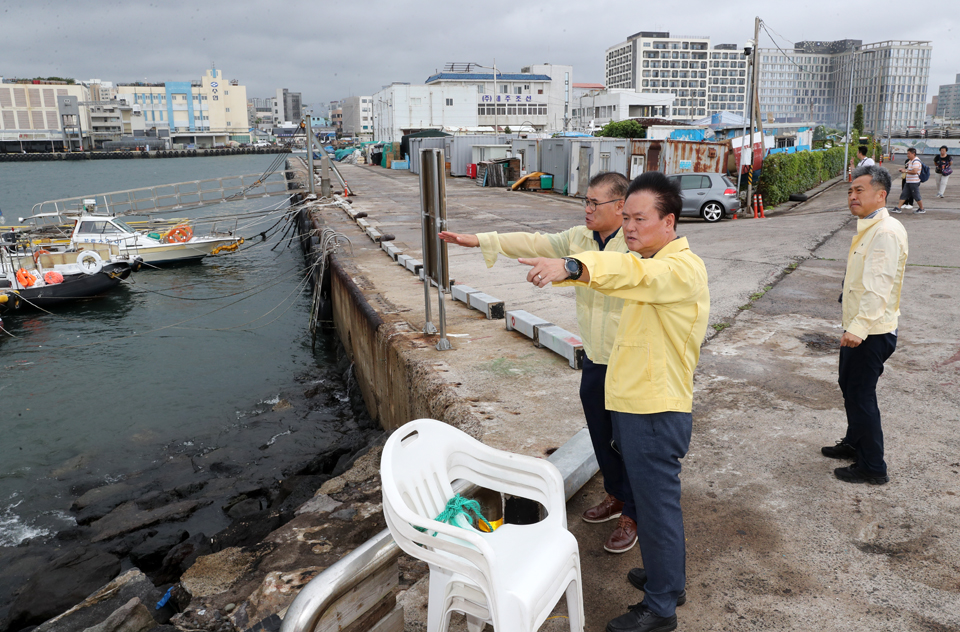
856,207,890,232
651,236,690,259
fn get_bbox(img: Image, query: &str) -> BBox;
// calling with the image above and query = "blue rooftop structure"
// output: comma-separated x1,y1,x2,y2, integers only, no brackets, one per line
426,73,552,83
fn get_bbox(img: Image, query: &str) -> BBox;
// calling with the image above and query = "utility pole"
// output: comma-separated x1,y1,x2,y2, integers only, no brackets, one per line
746,16,761,209
493,58,498,137
842,54,856,178
305,113,316,196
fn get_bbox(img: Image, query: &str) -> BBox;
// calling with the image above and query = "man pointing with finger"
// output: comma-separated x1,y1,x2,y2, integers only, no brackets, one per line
521,171,709,632
439,172,642,554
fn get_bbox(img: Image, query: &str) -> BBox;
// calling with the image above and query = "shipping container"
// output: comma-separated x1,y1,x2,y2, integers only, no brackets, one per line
567,139,630,197
628,139,729,175
409,137,447,175
510,139,541,175
472,144,511,164
540,138,573,194
446,135,508,177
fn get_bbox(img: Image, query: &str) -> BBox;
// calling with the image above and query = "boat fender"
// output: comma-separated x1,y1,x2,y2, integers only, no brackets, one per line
43,271,64,284
15,268,35,288
131,259,143,273
33,249,51,264
76,250,103,275
148,232,161,240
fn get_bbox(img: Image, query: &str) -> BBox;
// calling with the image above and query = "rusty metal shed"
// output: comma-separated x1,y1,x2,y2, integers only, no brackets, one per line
629,139,729,175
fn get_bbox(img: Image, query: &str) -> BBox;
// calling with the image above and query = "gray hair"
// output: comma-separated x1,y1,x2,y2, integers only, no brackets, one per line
851,164,891,195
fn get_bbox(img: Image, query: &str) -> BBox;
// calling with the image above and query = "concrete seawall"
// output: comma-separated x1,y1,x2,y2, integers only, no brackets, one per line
0,146,288,162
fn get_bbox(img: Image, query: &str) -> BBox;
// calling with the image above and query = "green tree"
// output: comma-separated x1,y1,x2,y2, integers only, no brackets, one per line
853,104,864,133
595,120,646,138
503,126,512,134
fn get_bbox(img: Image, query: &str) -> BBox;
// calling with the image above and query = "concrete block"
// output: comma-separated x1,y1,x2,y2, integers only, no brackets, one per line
357,218,370,229
419,268,425,280
533,325,585,369
381,241,401,261
404,258,423,274
547,427,599,501
467,292,505,320
396,254,412,268
365,227,383,242
451,284,479,305
505,310,554,339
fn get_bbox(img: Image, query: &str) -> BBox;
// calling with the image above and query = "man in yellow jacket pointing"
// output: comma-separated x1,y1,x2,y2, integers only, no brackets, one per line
521,171,710,632
821,165,908,485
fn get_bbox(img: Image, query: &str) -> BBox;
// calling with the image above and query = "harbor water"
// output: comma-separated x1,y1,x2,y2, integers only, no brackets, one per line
0,155,349,546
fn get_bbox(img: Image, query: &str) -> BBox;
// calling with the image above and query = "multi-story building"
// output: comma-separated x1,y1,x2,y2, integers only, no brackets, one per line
329,100,343,132
604,32,746,121
340,96,373,141
116,68,250,146
372,83,477,142
935,74,960,121
425,63,573,132
758,39,932,131
274,88,302,124
0,78,91,151
571,89,675,132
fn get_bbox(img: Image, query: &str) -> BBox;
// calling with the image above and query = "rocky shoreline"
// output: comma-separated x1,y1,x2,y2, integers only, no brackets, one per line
0,339,402,632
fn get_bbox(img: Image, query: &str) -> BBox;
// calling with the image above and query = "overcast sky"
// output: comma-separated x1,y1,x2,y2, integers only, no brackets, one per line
3,0,957,114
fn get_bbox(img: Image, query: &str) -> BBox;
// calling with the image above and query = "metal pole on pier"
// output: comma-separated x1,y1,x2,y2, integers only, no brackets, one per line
305,114,316,196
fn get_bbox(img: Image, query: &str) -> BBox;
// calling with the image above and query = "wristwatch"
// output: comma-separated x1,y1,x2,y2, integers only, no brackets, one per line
562,257,583,280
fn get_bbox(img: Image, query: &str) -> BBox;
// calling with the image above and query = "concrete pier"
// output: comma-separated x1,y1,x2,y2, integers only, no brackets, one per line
302,161,960,631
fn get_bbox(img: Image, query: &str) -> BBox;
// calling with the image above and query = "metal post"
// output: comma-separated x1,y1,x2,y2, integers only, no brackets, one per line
321,154,331,198
493,59,498,135
737,53,752,209
886,92,895,158
305,115,316,196
843,54,856,177
419,150,437,335
433,150,451,351
746,16,761,208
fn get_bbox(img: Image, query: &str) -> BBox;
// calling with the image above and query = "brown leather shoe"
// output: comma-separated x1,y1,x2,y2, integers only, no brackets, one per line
582,494,624,523
604,515,638,554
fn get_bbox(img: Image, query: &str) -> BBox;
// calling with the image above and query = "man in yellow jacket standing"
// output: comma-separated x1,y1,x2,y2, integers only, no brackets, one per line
439,172,642,554
521,172,710,632
821,165,908,485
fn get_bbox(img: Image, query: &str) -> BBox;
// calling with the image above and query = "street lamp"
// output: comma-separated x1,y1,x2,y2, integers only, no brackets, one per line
468,60,502,136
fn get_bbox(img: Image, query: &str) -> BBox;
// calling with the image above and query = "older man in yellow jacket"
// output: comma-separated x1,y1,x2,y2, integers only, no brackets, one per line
521,171,710,632
440,172,643,555
821,165,908,485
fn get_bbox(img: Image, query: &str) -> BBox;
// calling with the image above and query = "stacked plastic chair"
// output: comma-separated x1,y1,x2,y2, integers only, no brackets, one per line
380,418,584,632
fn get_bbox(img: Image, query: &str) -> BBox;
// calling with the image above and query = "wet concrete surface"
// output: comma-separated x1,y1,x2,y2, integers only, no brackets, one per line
323,164,959,631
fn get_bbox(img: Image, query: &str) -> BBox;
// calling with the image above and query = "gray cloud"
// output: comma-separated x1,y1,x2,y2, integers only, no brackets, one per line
2,0,957,114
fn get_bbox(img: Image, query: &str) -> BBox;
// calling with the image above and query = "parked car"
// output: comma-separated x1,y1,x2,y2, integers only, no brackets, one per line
665,173,740,222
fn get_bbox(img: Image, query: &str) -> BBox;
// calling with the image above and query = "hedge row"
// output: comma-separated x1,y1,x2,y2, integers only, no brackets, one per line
757,146,846,207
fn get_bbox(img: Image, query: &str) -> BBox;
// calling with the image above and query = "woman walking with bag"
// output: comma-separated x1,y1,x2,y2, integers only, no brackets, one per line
934,145,952,198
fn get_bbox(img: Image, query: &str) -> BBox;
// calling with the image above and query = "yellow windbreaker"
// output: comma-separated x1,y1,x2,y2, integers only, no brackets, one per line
476,227,638,364
557,237,710,414
842,208,908,341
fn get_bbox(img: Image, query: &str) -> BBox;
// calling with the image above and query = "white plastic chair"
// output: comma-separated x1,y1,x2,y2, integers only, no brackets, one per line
380,418,584,632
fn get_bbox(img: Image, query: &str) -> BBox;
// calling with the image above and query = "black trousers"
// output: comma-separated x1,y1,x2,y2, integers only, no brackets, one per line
580,357,635,520
838,333,897,476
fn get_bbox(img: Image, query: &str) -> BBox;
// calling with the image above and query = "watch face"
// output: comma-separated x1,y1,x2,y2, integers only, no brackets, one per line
565,258,578,275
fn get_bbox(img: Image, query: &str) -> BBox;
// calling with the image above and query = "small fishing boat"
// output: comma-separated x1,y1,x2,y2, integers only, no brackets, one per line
70,214,243,265
0,239,141,309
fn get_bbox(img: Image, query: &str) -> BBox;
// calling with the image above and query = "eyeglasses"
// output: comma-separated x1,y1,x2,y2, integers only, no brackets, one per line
584,198,623,210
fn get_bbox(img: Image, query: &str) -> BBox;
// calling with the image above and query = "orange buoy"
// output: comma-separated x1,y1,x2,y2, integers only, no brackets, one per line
33,249,50,264
43,271,64,284
163,225,194,243
16,268,35,288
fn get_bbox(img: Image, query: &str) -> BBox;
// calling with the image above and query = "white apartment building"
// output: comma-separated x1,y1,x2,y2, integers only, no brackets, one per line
274,88,302,124
425,63,573,132
340,95,373,141
758,39,931,131
372,83,477,142
936,73,960,121
0,79,91,150
604,31,748,121
116,68,250,146
571,89,676,132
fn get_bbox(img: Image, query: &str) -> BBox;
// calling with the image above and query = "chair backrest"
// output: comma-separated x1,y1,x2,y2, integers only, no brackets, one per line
380,420,567,596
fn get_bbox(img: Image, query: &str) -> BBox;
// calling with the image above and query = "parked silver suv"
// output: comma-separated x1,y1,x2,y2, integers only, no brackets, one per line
665,173,740,222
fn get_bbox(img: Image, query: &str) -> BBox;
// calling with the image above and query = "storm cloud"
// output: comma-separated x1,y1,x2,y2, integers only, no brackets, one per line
2,0,956,113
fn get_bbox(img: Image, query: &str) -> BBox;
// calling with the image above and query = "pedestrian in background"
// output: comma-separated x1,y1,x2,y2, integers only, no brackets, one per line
934,145,952,198
892,148,924,214
822,165,908,485
856,146,875,168
519,172,710,632
439,172,643,555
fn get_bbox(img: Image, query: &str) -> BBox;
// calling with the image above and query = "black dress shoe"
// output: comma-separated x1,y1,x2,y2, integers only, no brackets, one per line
835,464,889,485
821,440,856,459
626,568,687,606
607,603,677,632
